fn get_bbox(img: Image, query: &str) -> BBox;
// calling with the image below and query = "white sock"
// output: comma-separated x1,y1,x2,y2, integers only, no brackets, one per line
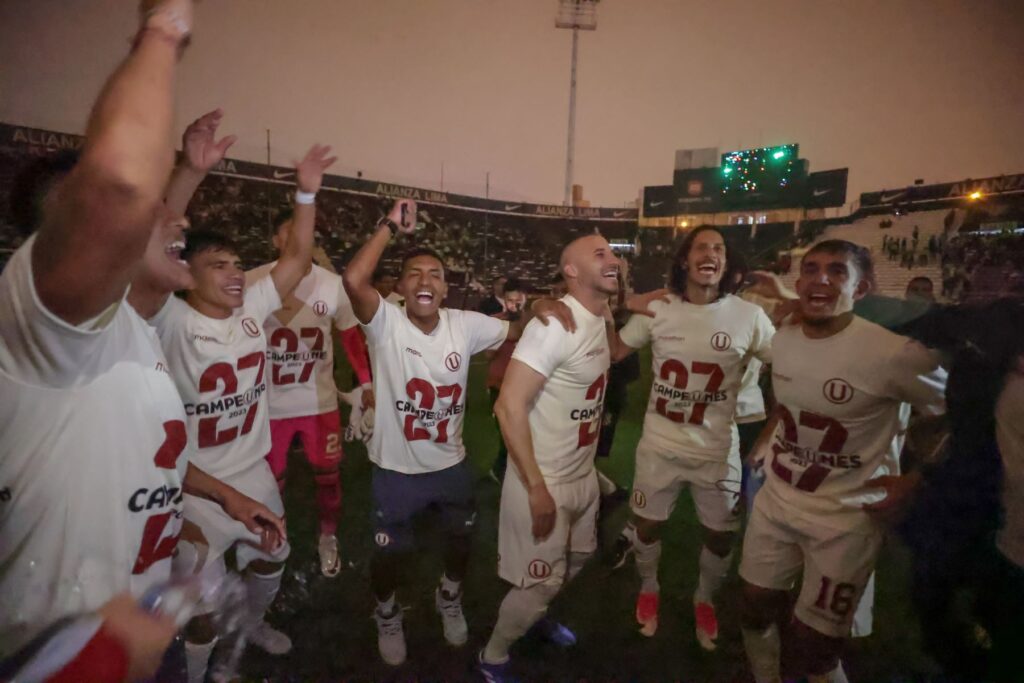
694,546,732,604
596,470,618,496
742,624,781,683
244,567,283,625
567,551,591,583
808,662,849,683
440,573,461,598
482,583,559,664
185,637,217,683
635,536,661,593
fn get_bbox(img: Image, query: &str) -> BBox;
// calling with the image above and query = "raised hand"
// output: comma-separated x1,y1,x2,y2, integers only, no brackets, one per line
625,288,671,317
295,144,338,194
182,108,236,174
387,199,418,234
139,0,194,40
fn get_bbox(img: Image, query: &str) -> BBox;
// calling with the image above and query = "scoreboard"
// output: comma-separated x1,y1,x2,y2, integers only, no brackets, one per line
720,144,805,207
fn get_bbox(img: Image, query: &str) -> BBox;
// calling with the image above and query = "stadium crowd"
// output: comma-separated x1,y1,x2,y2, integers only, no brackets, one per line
1,3,1022,683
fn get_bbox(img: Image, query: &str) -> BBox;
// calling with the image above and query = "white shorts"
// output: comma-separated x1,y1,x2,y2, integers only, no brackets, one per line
629,440,742,531
173,460,290,591
739,492,882,638
851,572,875,638
498,469,599,588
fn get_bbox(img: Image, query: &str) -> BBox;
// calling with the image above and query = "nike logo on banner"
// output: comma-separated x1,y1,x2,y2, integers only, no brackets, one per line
880,191,906,203
813,189,831,197
273,170,295,179
650,201,665,207
504,204,522,211
613,210,630,218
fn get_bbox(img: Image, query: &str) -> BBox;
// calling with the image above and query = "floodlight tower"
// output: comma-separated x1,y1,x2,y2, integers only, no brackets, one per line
556,0,599,206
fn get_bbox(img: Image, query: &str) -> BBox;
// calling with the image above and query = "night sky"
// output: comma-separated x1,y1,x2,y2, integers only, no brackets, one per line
2,0,1022,207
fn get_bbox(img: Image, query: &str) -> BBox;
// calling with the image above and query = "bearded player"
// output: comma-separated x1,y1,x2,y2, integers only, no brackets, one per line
342,199,569,666
246,222,373,577
739,240,947,683
603,227,774,647
477,234,621,682
147,144,336,681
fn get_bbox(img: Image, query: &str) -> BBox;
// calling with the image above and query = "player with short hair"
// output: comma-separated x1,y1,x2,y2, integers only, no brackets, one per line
485,276,528,483
246,222,374,577
342,200,569,666
476,234,620,682
0,0,198,664
739,240,947,683
147,144,336,682
606,227,775,648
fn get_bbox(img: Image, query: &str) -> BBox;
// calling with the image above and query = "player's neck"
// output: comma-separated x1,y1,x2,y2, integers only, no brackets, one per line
126,277,171,320
186,292,233,320
407,310,441,335
683,282,719,305
801,310,855,339
567,285,608,317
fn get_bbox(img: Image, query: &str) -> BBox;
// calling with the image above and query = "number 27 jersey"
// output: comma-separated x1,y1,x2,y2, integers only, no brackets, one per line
362,297,508,474
764,316,947,529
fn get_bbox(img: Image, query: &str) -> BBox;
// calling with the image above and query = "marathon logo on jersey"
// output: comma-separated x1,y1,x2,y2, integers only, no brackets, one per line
651,380,727,404
313,300,328,317
127,484,183,513
185,382,267,418
823,378,854,405
241,318,261,338
710,332,732,351
405,347,423,358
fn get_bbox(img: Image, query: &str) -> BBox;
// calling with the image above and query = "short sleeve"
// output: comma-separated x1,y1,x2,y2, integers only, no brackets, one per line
619,312,653,350
464,311,510,355
244,275,284,323
333,278,359,331
885,339,948,415
361,293,397,346
510,318,570,379
749,307,776,364
0,237,122,387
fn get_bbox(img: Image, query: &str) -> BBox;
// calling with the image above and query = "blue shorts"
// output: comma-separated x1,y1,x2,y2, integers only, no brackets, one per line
371,460,476,554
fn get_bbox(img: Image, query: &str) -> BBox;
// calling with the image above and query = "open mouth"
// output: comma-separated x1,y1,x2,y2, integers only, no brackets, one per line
601,266,619,281
224,284,243,296
806,292,832,307
697,262,718,276
414,290,435,304
165,240,186,266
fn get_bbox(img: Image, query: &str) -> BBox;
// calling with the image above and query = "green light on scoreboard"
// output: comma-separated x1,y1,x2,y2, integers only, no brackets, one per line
772,149,786,160
723,166,733,175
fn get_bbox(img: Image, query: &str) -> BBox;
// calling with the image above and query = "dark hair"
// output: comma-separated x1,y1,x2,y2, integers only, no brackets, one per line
182,229,240,262
8,150,81,236
503,277,524,294
668,226,743,298
907,275,934,288
802,239,875,287
272,209,294,238
400,246,445,275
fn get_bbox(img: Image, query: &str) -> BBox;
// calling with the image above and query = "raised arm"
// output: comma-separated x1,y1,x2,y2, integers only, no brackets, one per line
494,360,556,540
32,0,193,325
164,109,236,216
269,145,337,300
342,199,416,324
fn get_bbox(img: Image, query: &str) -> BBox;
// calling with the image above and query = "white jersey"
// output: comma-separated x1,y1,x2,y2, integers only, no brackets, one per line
620,293,775,460
996,370,1024,567
0,238,189,655
362,296,508,474
151,277,281,479
511,295,610,484
247,263,358,419
764,316,947,530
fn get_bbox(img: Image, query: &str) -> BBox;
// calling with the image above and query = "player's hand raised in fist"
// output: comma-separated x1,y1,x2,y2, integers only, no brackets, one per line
528,482,557,541
387,199,418,234
139,0,194,41
182,108,236,174
624,288,670,317
295,144,338,195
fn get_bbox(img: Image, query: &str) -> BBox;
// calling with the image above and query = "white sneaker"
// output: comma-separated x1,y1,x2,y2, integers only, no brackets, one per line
374,605,407,666
435,587,468,646
248,620,292,655
318,534,341,577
